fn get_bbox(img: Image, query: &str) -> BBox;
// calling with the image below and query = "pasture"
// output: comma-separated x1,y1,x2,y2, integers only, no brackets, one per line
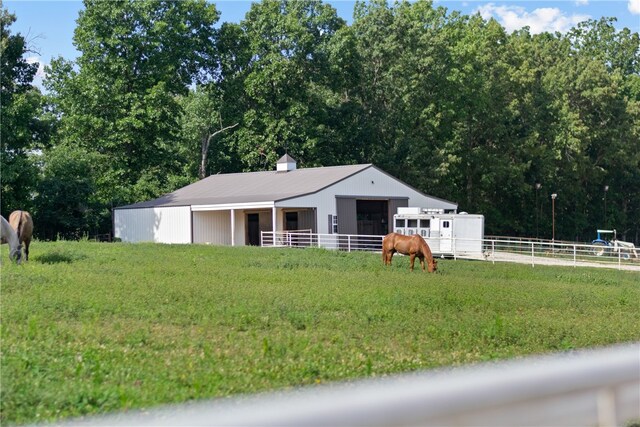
2,241,639,425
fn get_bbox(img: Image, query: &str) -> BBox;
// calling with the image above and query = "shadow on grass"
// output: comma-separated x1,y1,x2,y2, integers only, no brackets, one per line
36,251,87,264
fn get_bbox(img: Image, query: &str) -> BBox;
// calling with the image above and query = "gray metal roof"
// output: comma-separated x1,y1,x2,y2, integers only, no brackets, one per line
277,153,296,164
117,164,375,209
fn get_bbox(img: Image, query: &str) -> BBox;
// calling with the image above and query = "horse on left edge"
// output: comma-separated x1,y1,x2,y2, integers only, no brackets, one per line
1,215,23,263
9,210,33,261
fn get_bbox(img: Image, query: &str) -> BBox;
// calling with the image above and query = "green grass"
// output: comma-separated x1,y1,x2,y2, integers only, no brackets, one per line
2,241,639,425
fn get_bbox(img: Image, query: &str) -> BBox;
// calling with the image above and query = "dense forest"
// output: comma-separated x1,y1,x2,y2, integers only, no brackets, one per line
2,0,639,242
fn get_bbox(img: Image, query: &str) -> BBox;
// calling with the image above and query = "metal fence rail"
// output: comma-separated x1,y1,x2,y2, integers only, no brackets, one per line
57,344,640,427
261,231,640,271
261,230,384,252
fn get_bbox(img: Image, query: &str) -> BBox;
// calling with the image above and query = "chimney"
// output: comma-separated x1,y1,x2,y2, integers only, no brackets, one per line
276,154,297,172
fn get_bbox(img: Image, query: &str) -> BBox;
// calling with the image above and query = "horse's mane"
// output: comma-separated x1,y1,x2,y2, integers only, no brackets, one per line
417,236,436,268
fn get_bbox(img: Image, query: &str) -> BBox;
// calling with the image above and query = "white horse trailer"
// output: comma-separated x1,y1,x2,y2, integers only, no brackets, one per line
393,208,484,256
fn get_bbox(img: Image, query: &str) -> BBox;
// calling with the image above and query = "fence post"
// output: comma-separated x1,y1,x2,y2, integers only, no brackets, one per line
618,249,621,270
531,242,535,267
453,237,457,260
573,245,577,267
348,235,351,252
492,240,495,265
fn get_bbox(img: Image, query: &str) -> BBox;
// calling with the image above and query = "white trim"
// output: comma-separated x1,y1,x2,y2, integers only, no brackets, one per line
272,206,277,243
230,209,236,246
191,202,275,212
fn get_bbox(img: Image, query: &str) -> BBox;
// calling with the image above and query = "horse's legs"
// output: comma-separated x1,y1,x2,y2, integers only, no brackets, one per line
24,239,30,261
385,250,395,266
383,249,393,266
409,254,416,271
419,255,425,272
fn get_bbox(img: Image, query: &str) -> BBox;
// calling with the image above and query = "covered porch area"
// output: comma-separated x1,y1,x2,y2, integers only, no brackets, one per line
191,203,316,246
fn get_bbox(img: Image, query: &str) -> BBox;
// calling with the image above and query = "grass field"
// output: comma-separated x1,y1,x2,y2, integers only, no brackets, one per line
2,241,639,425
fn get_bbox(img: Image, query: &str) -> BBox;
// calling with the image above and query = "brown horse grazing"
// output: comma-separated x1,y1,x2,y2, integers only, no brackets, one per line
382,232,437,273
9,210,33,261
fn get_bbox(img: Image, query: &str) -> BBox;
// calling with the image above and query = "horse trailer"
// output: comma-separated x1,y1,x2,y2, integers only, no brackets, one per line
393,208,484,256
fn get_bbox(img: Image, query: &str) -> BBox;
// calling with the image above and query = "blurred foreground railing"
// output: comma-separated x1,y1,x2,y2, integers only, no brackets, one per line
261,231,640,270
57,343,640,426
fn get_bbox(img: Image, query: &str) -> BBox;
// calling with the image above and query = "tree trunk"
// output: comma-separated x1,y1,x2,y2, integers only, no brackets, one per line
198,123,239,179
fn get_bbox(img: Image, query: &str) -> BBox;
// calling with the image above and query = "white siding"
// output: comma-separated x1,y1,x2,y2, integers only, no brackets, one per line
233,210,245,246
193,211,231,245
277,167,457,234
114,206,191,244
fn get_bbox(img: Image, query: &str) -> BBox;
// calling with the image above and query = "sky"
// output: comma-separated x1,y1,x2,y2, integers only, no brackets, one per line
4,0,640,87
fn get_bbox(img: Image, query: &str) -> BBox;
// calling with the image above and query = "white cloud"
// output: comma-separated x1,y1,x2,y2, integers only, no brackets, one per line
575,0,589,5
26,56,47,88
476,3,591,34
629,0,640,14
26,56,46,78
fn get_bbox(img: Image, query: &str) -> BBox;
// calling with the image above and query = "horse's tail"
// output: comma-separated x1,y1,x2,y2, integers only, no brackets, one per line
15,210,24,240
381,237,387,262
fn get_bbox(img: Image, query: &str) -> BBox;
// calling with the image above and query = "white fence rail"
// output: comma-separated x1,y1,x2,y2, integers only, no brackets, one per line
57,344,640,426
261,231,640,271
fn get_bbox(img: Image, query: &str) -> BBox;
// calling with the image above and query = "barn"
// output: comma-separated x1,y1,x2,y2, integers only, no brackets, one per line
113,155,458,245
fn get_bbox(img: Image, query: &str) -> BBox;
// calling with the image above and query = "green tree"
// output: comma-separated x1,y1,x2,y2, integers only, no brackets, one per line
343,0,461,189
542,18,640,241
178,86,238,179
45,0,220,233
34,144,100,240
0,4,46,216
227,0,346,170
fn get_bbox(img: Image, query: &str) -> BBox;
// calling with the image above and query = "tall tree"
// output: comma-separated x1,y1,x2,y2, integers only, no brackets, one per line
228,0,346,170
34,143,100,240
45,0,220,231
346,0,466,203
178,86,238,179
0,4,46,216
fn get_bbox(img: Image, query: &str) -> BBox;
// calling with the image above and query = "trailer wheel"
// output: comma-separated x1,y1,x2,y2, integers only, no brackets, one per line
592,242,607,257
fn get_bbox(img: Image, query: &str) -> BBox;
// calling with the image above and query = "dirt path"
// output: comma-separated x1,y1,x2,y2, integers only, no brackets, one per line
459,252,640,272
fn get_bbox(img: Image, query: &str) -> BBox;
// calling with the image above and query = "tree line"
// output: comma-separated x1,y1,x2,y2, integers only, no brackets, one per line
2,0,639,242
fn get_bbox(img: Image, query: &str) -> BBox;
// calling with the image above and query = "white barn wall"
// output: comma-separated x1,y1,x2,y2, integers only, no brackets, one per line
114,206,191,243
193,211,231,245
277,167,456,234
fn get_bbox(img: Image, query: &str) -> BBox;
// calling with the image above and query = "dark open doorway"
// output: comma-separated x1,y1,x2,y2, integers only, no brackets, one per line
285,212,298,230
247,213,260,245
356,200,389,235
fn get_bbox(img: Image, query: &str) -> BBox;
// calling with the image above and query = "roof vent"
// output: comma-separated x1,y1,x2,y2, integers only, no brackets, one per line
276,154,297,172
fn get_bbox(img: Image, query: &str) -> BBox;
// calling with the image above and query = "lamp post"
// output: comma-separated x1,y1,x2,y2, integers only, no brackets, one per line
535,183,541,239
604,185,609,228
551,193,557,242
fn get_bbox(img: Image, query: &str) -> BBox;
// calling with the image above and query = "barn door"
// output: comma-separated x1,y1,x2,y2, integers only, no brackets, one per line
297,209,316,232
336,197,357,235
440,219,452,252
